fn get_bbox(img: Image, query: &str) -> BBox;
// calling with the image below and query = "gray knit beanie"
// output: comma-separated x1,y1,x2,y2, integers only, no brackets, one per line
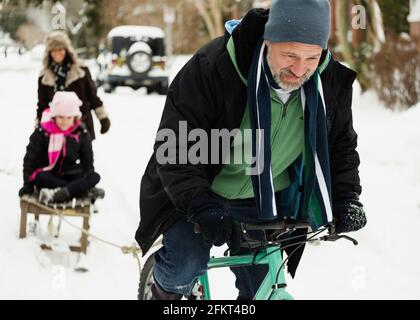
263,0,331,49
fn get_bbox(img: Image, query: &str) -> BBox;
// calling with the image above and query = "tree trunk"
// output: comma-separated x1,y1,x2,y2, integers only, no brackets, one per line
329,0,338,47
408,0,420,52
336,0,355,68
230,2,239,20
210,0,223,37
367,0,385,50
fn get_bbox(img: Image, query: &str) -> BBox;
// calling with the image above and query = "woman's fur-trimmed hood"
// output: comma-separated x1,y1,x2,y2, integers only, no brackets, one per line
40,31,86,87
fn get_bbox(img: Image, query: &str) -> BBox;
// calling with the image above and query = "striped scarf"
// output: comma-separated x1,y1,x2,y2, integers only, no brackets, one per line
50,59,71,92
29,108,80,182
247,40,333,231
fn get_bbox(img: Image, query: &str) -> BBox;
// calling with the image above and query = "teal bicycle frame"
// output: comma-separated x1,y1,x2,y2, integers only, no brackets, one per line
198,245,293,300
195,220,358,300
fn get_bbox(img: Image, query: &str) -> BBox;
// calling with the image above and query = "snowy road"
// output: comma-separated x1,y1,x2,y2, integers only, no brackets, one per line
1,54,419,299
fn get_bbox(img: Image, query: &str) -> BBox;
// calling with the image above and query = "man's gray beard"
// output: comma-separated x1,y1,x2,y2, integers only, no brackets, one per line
266,52,314,91
272,69,313,91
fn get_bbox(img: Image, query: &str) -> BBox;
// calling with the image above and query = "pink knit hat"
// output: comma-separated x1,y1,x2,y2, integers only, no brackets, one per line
50,92,83,118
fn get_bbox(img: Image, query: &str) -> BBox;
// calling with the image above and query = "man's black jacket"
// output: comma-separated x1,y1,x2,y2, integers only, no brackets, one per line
136,9,361,277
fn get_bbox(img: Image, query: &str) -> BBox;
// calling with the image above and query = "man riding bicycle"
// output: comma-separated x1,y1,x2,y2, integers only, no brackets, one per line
135,0,367,300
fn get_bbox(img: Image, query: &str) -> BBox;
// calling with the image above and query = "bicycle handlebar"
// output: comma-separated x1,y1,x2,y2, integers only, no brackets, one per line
193,220,309,234
242,220,310,231
244,221,358,245
194,220,358,246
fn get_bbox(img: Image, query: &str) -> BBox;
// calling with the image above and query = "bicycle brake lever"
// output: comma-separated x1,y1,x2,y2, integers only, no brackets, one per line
320,234,358,246
342,235,358,246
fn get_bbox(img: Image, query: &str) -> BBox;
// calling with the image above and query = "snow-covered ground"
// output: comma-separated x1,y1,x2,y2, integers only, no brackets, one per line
0,53,419,300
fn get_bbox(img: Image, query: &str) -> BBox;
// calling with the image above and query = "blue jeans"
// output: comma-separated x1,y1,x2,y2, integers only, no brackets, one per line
153,195,270,299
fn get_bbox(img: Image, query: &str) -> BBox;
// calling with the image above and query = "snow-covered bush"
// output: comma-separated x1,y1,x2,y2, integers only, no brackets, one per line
370,33,420,109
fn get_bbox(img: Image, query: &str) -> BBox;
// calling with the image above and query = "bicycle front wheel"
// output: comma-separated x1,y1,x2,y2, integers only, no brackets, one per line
138,253,155,300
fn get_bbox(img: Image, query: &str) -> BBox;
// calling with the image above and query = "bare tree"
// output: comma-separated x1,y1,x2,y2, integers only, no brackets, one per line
189,0,224,39
333,0,385,90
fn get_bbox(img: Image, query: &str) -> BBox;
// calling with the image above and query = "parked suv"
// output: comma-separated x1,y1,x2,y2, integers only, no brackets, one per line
97,26,169,95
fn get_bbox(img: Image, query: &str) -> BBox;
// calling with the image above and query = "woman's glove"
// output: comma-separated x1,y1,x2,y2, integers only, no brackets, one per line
94,106,111,134
99,117,111,134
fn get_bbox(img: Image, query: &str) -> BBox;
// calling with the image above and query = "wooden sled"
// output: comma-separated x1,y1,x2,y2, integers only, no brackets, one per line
19,196,92,254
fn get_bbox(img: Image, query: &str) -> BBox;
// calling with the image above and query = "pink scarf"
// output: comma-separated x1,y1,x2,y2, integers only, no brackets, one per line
30,108,81,182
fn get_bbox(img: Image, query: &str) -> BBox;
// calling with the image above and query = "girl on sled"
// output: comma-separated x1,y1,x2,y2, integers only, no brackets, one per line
19,91,101,204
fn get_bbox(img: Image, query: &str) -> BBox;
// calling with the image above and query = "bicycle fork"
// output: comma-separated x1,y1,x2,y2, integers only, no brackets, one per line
197,246,294,300
254,247,294,300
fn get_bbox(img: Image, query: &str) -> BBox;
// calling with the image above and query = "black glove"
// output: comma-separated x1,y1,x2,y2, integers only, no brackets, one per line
100,117,111,134
192,208,241,254
19,184,34,197
334,193,367,234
